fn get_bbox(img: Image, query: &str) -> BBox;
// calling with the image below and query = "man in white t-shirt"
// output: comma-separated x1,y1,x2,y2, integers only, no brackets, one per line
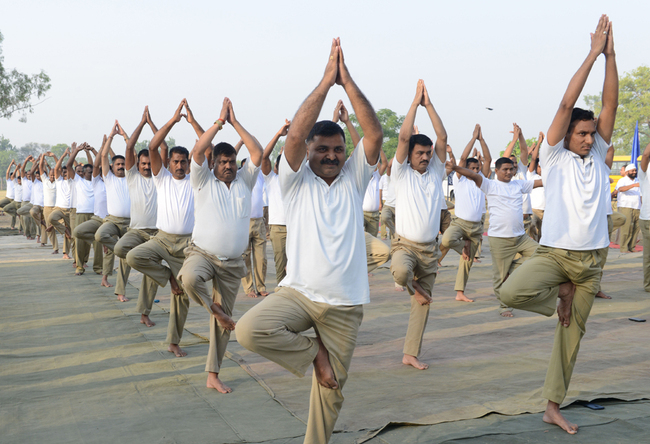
178,98,263,393
615,163,641,253
639,138,650,291
499,16,618,434
114,107,168,328
440,125,491,303
504,124,534,233
388,79,448,371
29,156,47,245
527,134,546,242
17,157,38,239
127,99,196,358
1,160,17,217
47,148,75,259
96,123,133,302
237,39,383,444
40,154,59,253
262,120,291,286
361,151,387,237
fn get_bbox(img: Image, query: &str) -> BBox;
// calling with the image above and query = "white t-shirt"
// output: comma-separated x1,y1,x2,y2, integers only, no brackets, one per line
22,179,33,202
126,165,157,229
14,183,23,203
480,177,534,238
191,158,259,258
6,179,15,199
638,167,650,220
528,170,545,211
31,180,44,206
279,139,376,306
104,171,131,218
362,170,381,212
54,177,72,208
74,176,95,214
250,172,265,219
452,172,485,222
92,176,108,219
392,154,446,244
615,176,641,210
264,171,285,225
516,161,532,214
380,174,396,207
539,133,610,250
153,166,194,235
43,179,56,207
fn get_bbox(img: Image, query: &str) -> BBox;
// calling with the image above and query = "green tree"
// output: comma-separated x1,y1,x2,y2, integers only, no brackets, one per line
50,143,68,158
342,108,405,158
584,65,650,154
0,31,51,122
499,138,539,158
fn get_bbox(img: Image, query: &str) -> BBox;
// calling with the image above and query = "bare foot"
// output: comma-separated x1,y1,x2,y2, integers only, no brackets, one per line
101,276,113,288
210,302,236,330
41,243,46,247
246,292,259,298
455,291,474,302
207,372,232,393
258,291,269,297
500,311,514,318
595,291,612,299
117,294,129,302
46,225,54,233
394,283,406,292
402,354,429,370
473,257,481,263
62,253,72,260
412,280,432,306
367,272,374,277
140,314,156,327
461,239,471,261
168,343,187,357
103,245,108,254
51,249,59,254
72,262,76,268
557,281,576,327
313,337,338,389
543,401,578,434
75,269,84,276
36,236,40,243
169,274,183,295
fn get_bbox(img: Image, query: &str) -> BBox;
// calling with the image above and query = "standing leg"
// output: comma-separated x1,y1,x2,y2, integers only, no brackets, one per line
269,225,288,285
488,237,518,316
642,220,650,292
251,218,268,296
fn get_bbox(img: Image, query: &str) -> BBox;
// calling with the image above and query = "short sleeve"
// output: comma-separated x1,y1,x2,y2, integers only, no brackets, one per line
539,139,562,170
427,154,445,181
125,164,138,186
189,158,211,190
237,156,260,191
153,163,172,188
521,180,535,194
278,151,307,204
392,153,408,182
479,177,493,195
341,138,376,195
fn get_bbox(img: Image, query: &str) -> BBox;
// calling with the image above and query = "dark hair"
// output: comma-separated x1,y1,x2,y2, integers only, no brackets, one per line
275,153,282,170
213,142,236,161
137,149,150,161
306,120,346,143
112,155,125,163
408,134,433,156
567,107,595,135
240,157,247,169
83,164,93,172
466,158,479,167
495,157,514,169
169,146,190,160
61,165,67,170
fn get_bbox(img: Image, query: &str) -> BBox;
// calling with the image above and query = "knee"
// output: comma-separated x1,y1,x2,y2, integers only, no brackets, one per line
114,240,128,259
391,263,411,286
235,312,257,352
499,280,517,306
125,248,141,269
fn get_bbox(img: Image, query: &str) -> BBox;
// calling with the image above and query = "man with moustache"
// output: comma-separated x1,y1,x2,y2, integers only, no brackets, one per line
615,163,641,253
47,148,74,259
40,154,59,253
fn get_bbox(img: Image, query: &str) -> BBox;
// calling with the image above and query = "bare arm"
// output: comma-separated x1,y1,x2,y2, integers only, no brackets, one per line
150,100,186,175
528,133,544,172
503,123,520,158
147,110,169,168
6,159,15,179
533,179,544,189
67,143,82,178
125,107,148,170
596,23,618,144
55,148,70,180
396,80,424,164
619,183,640,192
547,15,612,146
605,144,615,169
421,81,447,163
641,136,650,173
378,149,388,175
93,136,106,178
103,123,119,177
262,120,290,175
448,157,483,188
193,99,229,166
184,101,205,139
518,127,529,166
227,101,263,167
458,125,480,172
478,127,492,177
334,100,361,148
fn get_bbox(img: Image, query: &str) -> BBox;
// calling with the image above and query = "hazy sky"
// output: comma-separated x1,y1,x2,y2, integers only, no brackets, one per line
1,0,648,159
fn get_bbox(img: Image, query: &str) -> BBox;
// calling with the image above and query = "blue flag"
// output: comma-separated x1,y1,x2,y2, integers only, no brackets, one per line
631,121,640,168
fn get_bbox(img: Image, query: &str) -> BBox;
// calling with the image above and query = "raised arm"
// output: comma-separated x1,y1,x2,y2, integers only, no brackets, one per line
596,23,618,144
227,101,263,167
334,100,361,148
146,109,169,168
126,107,149,170
641,133,650,173
67,142,82,178
605,144,615,169
503,123,520,158
102,123,119,177
528,132,544,172
518,127,529,166
93,135,106,177
284,39,340,171
378,148,388,175
459,124,480,171
55,147,70,180
396,80,424,164
547,15,612,146
448,156,483,188
478,126,492,177
262,119,290,175
421,81,447,163
150,100,186,175
184,101,206,139
193,99,229,166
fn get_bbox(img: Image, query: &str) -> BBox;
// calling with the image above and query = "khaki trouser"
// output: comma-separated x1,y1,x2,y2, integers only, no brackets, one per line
269,225,288,284
365,232,390,273
441,217,483,292
440,209,451,235
380,205,396,240
379,201,387,238
609,210,627,243
48,207,72,254
74,216,112,276
363,211,380,237
126,230,191,345
69,208,77,257
530,209,544,242
115,228,159,316
17,202,36,237
4,200,21,230
641,219,650,292
500,245,602,404
523,214,532,239
237,287,363,444
29,205,47,243
488,234,539,313
74,213,95,273
242,217,268,294
0,198,16,228
0,197,11,208
96,215,131,296
178,244,246,373
42,206,59,251
390,236,439,357
618,207,640,253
